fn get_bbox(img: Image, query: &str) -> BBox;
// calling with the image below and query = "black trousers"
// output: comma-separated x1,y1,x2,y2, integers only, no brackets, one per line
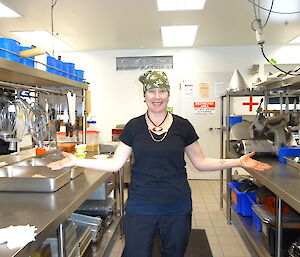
123,212,192,257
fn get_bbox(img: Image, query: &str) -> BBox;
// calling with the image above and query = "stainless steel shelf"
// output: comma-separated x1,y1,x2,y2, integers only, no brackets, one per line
253,76,300,92
0,58,88,90
93,216,122,257
232,211,271,257
0,169,112,257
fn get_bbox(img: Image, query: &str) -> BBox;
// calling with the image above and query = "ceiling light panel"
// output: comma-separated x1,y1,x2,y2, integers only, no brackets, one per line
157,0,206,11
161,25,198,47
12,31,72,51
0,2,21,17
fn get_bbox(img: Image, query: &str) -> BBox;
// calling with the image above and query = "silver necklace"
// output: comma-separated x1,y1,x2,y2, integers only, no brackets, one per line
148,129,168,142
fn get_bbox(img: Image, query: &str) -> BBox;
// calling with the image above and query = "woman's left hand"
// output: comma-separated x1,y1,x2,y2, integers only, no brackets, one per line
239,152,272,171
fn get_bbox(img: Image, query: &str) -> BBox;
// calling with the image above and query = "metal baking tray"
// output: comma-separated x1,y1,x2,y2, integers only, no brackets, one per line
285,157,300,170
15,150,85,180
0,166,71,192
71,167,85,180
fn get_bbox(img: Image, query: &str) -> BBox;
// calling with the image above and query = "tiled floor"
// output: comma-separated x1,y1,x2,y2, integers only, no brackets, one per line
189,180,257,257
109,180,258,257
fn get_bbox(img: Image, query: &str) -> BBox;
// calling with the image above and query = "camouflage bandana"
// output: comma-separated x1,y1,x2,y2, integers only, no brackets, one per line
139,71,170,95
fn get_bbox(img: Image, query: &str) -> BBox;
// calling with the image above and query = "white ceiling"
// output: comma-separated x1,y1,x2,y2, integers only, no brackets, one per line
1,0,300,51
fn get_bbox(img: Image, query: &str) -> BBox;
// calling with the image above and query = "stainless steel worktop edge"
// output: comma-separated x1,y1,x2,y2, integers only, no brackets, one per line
229,149,300,214
0,168,112,257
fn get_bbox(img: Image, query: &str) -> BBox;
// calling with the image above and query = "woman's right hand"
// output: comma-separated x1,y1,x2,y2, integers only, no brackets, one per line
47,152,77,170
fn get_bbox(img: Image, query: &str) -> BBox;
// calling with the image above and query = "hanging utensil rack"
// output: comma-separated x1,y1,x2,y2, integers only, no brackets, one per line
0,58,88,150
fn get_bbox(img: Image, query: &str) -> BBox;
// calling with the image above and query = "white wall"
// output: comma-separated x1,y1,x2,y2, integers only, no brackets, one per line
58,44,300,142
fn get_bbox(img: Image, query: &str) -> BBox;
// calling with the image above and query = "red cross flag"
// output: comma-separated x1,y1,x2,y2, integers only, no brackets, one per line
242,96,259,112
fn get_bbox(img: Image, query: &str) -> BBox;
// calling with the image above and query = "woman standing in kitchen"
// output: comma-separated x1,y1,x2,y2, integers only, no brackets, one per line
48,70,271,257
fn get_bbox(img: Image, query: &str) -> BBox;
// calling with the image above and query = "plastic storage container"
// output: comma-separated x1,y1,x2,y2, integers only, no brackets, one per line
19,46,35,67
228,182,256,216
227,116,243,126
278,146,300,163
75,69,84,82
46,56,57,74
62,62,75,79
56,132,78,153
86,131,100,152
251,204,263,232
0,38,20,62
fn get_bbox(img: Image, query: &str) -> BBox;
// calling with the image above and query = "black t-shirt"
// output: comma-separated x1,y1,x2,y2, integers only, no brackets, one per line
119,114,199,204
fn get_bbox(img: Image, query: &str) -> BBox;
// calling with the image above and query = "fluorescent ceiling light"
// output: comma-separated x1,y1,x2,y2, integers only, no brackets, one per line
157,0,206,11
12,30,71,51
289,35,300,44
0,2,21,17
161,25,198,47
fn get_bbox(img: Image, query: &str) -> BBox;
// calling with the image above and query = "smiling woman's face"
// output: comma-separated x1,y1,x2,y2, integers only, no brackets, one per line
144,88,169,113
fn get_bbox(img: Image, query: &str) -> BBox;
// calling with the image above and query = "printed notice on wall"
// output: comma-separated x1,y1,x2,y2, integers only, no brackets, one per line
194,102,216,116
184,84,193,97
199,83,209,98
214,82,227,97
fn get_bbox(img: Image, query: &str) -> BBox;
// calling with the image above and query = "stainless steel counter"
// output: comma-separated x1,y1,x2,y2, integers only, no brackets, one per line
0,168,112,257
0,149,36,166
229,149,300,214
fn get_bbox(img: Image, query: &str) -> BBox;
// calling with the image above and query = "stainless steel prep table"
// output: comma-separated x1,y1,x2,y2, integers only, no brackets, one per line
0,168,112,257
227,152,300,214
227,150,300,257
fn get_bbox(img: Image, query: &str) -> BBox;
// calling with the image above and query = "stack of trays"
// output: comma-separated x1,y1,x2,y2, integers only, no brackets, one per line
75,198,116,226
69,213,104,243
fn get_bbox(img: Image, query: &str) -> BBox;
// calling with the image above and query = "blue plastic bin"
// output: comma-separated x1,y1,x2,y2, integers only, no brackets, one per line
228,182,256,216
19,46,35,67
75,69,84,82
251,204,262,232
248,194,262,232
46,56,57,74
0,38,20,62
56,59,63,76
278,146,300,163
62,62,75,79
227,116,242,126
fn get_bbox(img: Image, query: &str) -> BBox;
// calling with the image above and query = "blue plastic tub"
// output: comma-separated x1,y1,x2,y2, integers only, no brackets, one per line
228,182,256,217
19,46,35,67
0,38,20,62
278,146,300,163
75,69,84,82
55,59,63,76
247,194,262,231
62,62,75,79
251,204,262,232
46,56,57,74
227,116,242,126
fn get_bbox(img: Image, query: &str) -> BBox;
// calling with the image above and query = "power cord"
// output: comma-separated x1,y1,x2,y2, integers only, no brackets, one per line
248,0,300,14
249,0,300,76
51,0,58,56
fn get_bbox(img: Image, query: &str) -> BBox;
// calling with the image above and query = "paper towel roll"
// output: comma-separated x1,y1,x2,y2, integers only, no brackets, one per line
20,47,46,58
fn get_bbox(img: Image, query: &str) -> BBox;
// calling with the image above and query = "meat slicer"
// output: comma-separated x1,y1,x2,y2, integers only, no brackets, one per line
232,98,299,156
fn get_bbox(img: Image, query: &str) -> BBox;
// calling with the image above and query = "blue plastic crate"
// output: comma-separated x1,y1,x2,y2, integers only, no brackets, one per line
248,194,262,232
251,204,262,232
227,116,242,126
228,182,256,217
278,146,300,163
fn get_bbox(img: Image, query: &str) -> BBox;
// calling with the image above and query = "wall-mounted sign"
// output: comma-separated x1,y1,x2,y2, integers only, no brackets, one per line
199,83,209,98
194,101,216,116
